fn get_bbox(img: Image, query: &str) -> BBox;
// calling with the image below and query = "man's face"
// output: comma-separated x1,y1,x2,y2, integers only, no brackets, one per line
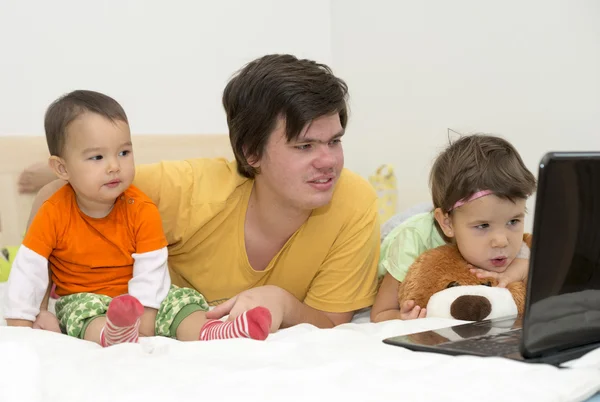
251,113,345,212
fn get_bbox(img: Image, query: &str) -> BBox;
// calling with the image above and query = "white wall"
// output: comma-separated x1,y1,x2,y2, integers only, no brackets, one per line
0,0,332,136
3,0,600,230
331,0,600,227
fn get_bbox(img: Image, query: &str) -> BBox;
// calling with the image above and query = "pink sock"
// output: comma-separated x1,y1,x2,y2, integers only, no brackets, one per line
199,307,272,341
100,295,144,347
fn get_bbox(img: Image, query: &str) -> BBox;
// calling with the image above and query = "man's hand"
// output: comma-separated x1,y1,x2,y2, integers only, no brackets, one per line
469,258,529,288
17,162,58,194
6,319,34,328
399,300,427,320
206,285,291,332
33,310,61,332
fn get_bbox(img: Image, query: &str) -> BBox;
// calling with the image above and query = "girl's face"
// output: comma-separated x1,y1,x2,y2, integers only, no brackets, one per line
435,195,527,272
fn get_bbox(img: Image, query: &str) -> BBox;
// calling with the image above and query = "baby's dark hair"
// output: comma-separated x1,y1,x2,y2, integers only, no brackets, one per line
430,134,537,237
44,90,128,157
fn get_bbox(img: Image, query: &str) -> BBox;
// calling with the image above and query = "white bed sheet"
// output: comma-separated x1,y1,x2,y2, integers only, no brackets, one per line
1,283,600,402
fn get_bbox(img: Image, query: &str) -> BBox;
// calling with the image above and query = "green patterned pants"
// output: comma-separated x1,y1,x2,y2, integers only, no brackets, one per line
54,285,209,339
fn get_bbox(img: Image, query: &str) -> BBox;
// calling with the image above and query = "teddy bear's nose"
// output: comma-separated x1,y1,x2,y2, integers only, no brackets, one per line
450,295,492,321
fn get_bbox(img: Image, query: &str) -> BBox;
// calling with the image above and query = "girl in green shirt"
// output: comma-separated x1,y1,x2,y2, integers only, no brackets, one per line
372,134,537,322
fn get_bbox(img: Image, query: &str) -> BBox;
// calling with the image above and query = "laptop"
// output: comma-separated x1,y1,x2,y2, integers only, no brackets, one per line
383,152,600,366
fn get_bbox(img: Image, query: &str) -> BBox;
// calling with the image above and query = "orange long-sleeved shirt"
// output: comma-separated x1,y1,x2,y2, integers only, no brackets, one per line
22,184,168,297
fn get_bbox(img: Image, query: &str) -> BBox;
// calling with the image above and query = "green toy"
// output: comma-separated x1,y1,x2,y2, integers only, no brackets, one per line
0,246,18,282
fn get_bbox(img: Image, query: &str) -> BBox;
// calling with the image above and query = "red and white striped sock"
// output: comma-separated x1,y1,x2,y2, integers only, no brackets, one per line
100,295,144,347
199,306,272,341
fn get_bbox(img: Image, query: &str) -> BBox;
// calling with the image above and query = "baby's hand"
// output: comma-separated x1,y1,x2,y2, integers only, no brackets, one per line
399,300,427,320
468,258,529,288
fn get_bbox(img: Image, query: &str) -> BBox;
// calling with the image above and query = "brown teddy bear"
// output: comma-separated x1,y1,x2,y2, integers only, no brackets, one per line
397,235,532,322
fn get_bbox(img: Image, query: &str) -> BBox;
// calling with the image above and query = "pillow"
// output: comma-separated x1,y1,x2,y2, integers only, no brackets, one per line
368,164,398,224
0,246,18,283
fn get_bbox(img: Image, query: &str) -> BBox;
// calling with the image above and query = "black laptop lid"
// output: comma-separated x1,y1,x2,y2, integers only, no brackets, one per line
522,152,600,358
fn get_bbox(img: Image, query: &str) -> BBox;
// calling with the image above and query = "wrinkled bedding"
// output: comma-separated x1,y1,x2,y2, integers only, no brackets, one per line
1,283,599,402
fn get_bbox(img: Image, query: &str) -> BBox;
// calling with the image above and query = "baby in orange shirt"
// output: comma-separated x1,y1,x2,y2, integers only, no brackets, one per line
4,90,271,346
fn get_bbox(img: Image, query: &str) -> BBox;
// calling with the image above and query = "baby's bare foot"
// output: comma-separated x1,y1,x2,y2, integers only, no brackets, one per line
17,162,55,194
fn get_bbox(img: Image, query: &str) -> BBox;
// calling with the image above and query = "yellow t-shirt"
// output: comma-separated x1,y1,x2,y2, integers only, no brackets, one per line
133,158,380,313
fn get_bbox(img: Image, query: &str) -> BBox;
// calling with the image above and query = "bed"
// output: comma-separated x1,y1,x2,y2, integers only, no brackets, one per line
1,135,599,402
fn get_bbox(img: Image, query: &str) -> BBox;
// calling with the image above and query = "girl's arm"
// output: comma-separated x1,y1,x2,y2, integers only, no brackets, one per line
371,273,403,322
371,273,429,322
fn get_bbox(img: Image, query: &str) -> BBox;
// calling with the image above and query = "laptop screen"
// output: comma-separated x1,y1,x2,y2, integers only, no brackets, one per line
523,153,600,358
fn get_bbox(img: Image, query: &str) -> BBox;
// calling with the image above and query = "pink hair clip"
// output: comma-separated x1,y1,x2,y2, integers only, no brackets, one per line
449,190,493,211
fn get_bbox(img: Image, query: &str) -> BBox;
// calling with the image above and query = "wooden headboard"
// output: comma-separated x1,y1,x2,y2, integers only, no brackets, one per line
0,134,233,246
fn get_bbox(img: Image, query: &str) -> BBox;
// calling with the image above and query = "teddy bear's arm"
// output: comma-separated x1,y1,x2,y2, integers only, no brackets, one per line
506,281,527,315
397,250,444,309
520,233,533,287
523,233,533,248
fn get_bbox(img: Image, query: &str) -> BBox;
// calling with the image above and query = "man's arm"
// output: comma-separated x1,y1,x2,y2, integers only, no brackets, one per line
205,285,352,331
282,197,381,327
206,198,380,330
301,199,381,318
282,293,353,328
5,319,34,327
17,162,57,194
26,182,64,331
27,179,66,228
29,183,64,313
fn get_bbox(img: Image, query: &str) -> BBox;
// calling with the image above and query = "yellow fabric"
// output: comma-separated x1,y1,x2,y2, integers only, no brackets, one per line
369,164,398,223
133,158,380,313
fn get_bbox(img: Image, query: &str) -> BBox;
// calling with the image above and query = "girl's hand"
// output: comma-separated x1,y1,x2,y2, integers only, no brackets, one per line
468,258,529,288
399,299,427,320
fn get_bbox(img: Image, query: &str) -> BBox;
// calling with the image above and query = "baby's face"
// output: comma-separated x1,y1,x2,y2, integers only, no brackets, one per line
60,112,135,210
449,195,526,273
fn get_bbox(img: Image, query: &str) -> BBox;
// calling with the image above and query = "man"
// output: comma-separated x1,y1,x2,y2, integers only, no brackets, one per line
23,54,380,332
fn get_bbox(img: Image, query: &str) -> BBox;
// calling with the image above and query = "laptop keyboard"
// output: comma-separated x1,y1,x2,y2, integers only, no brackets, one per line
442,330,522,356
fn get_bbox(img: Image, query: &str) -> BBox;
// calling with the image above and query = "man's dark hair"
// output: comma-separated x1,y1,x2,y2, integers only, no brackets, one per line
223,54,349,178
